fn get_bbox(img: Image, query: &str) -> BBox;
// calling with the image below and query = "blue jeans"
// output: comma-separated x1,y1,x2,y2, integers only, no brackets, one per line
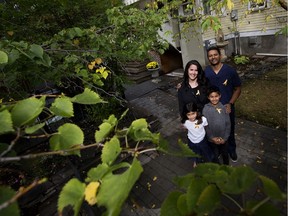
188,137,214,164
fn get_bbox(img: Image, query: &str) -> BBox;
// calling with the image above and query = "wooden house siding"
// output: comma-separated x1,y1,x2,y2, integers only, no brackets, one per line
202,1,287,41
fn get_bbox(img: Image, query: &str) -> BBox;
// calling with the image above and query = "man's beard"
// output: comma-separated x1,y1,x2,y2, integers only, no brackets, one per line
210,60,220,66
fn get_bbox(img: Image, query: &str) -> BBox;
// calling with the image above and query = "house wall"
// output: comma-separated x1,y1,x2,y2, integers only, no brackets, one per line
124,0,287,68
225,34,288,56
180,23,207,67
202,0,287,57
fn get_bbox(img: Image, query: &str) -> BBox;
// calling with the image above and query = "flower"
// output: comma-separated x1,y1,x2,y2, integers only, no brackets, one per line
146,61,159,70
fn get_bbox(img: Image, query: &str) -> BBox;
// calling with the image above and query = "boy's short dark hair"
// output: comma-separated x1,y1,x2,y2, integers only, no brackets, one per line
207,85,221,96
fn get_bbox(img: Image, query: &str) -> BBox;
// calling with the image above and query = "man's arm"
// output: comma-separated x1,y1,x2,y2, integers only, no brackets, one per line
229,86,241,105
225,86,241,113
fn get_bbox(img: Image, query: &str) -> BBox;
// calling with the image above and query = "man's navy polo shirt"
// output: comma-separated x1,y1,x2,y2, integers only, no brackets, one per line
205,64,241,105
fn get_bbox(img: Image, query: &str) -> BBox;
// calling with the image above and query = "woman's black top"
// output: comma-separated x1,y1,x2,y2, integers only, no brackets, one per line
177,83,209,121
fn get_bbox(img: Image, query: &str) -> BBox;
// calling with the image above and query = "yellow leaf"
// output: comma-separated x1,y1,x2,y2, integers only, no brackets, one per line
85,181,100,205
73,39,80,45
227,0,234,10
7,31,14,36
102,71,109,79
88,61,95,70
96,66,106,74
88,64,94,70
95,58,102,65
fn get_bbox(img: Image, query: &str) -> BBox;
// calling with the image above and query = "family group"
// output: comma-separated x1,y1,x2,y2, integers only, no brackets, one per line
178,46,242,167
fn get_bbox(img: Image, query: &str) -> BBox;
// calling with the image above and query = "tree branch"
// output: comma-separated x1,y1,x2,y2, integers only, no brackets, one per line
0,178,47,211
0,143,102,163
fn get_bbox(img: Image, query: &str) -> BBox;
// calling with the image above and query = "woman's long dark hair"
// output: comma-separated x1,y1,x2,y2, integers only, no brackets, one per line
183,60,208,87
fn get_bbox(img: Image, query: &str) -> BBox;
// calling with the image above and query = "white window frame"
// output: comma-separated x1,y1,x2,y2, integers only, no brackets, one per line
248,0,270,12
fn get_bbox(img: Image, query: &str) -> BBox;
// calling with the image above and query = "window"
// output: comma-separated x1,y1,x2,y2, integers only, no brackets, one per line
202,0,227,17
179,1,196,17
248,0,270,11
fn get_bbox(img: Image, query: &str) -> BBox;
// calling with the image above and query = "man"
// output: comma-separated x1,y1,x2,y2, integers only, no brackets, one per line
204,46,241,162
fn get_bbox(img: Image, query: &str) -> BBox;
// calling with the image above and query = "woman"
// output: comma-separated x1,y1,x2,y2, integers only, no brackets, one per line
178,60,210,121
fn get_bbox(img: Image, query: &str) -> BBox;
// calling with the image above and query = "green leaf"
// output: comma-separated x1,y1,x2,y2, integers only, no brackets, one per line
259,175,286,200
157,137,170,154
11,97,44,127
29,44,44,59
0,109,14,135
49,123,84,156
25,122,45,134
177,194,189,216
71,88,105,104
158,138,199,158
218,166,257,194
186,178,209,213
97,158,143,216
193,163,221,177
195,184,221,215
0,186,20,216
58,178,85,216
104,114,118,126
129,118,148,130
78,69,89,78
50,97,74,117
42,53,52,67
246,201,281,216
67,27,83,38
95,122,113,143
101,137,121,165
177,139,200,157
160,191,183,216
0,50,8,64
95,114,118,143
173,173,195,189
128,118,155,141
86,163,110,182
8,49,20,64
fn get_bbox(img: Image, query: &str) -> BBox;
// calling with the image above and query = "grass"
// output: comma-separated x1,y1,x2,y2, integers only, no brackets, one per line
235,64,287,131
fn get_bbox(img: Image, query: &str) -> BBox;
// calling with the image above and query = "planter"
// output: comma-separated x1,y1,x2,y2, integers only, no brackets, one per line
148,68,160,78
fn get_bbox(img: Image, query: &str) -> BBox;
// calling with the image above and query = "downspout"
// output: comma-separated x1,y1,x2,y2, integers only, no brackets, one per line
232,21,241,55
230,10,241,55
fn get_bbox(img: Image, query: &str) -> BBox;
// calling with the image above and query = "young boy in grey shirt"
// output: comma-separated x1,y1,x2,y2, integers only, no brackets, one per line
202,86,231,165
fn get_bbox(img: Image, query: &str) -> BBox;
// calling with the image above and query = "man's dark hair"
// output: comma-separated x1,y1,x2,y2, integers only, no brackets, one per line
206,46,221,56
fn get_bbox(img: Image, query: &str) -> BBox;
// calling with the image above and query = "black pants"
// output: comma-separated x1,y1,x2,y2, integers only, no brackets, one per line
228,105,236,155
209,141,229,165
